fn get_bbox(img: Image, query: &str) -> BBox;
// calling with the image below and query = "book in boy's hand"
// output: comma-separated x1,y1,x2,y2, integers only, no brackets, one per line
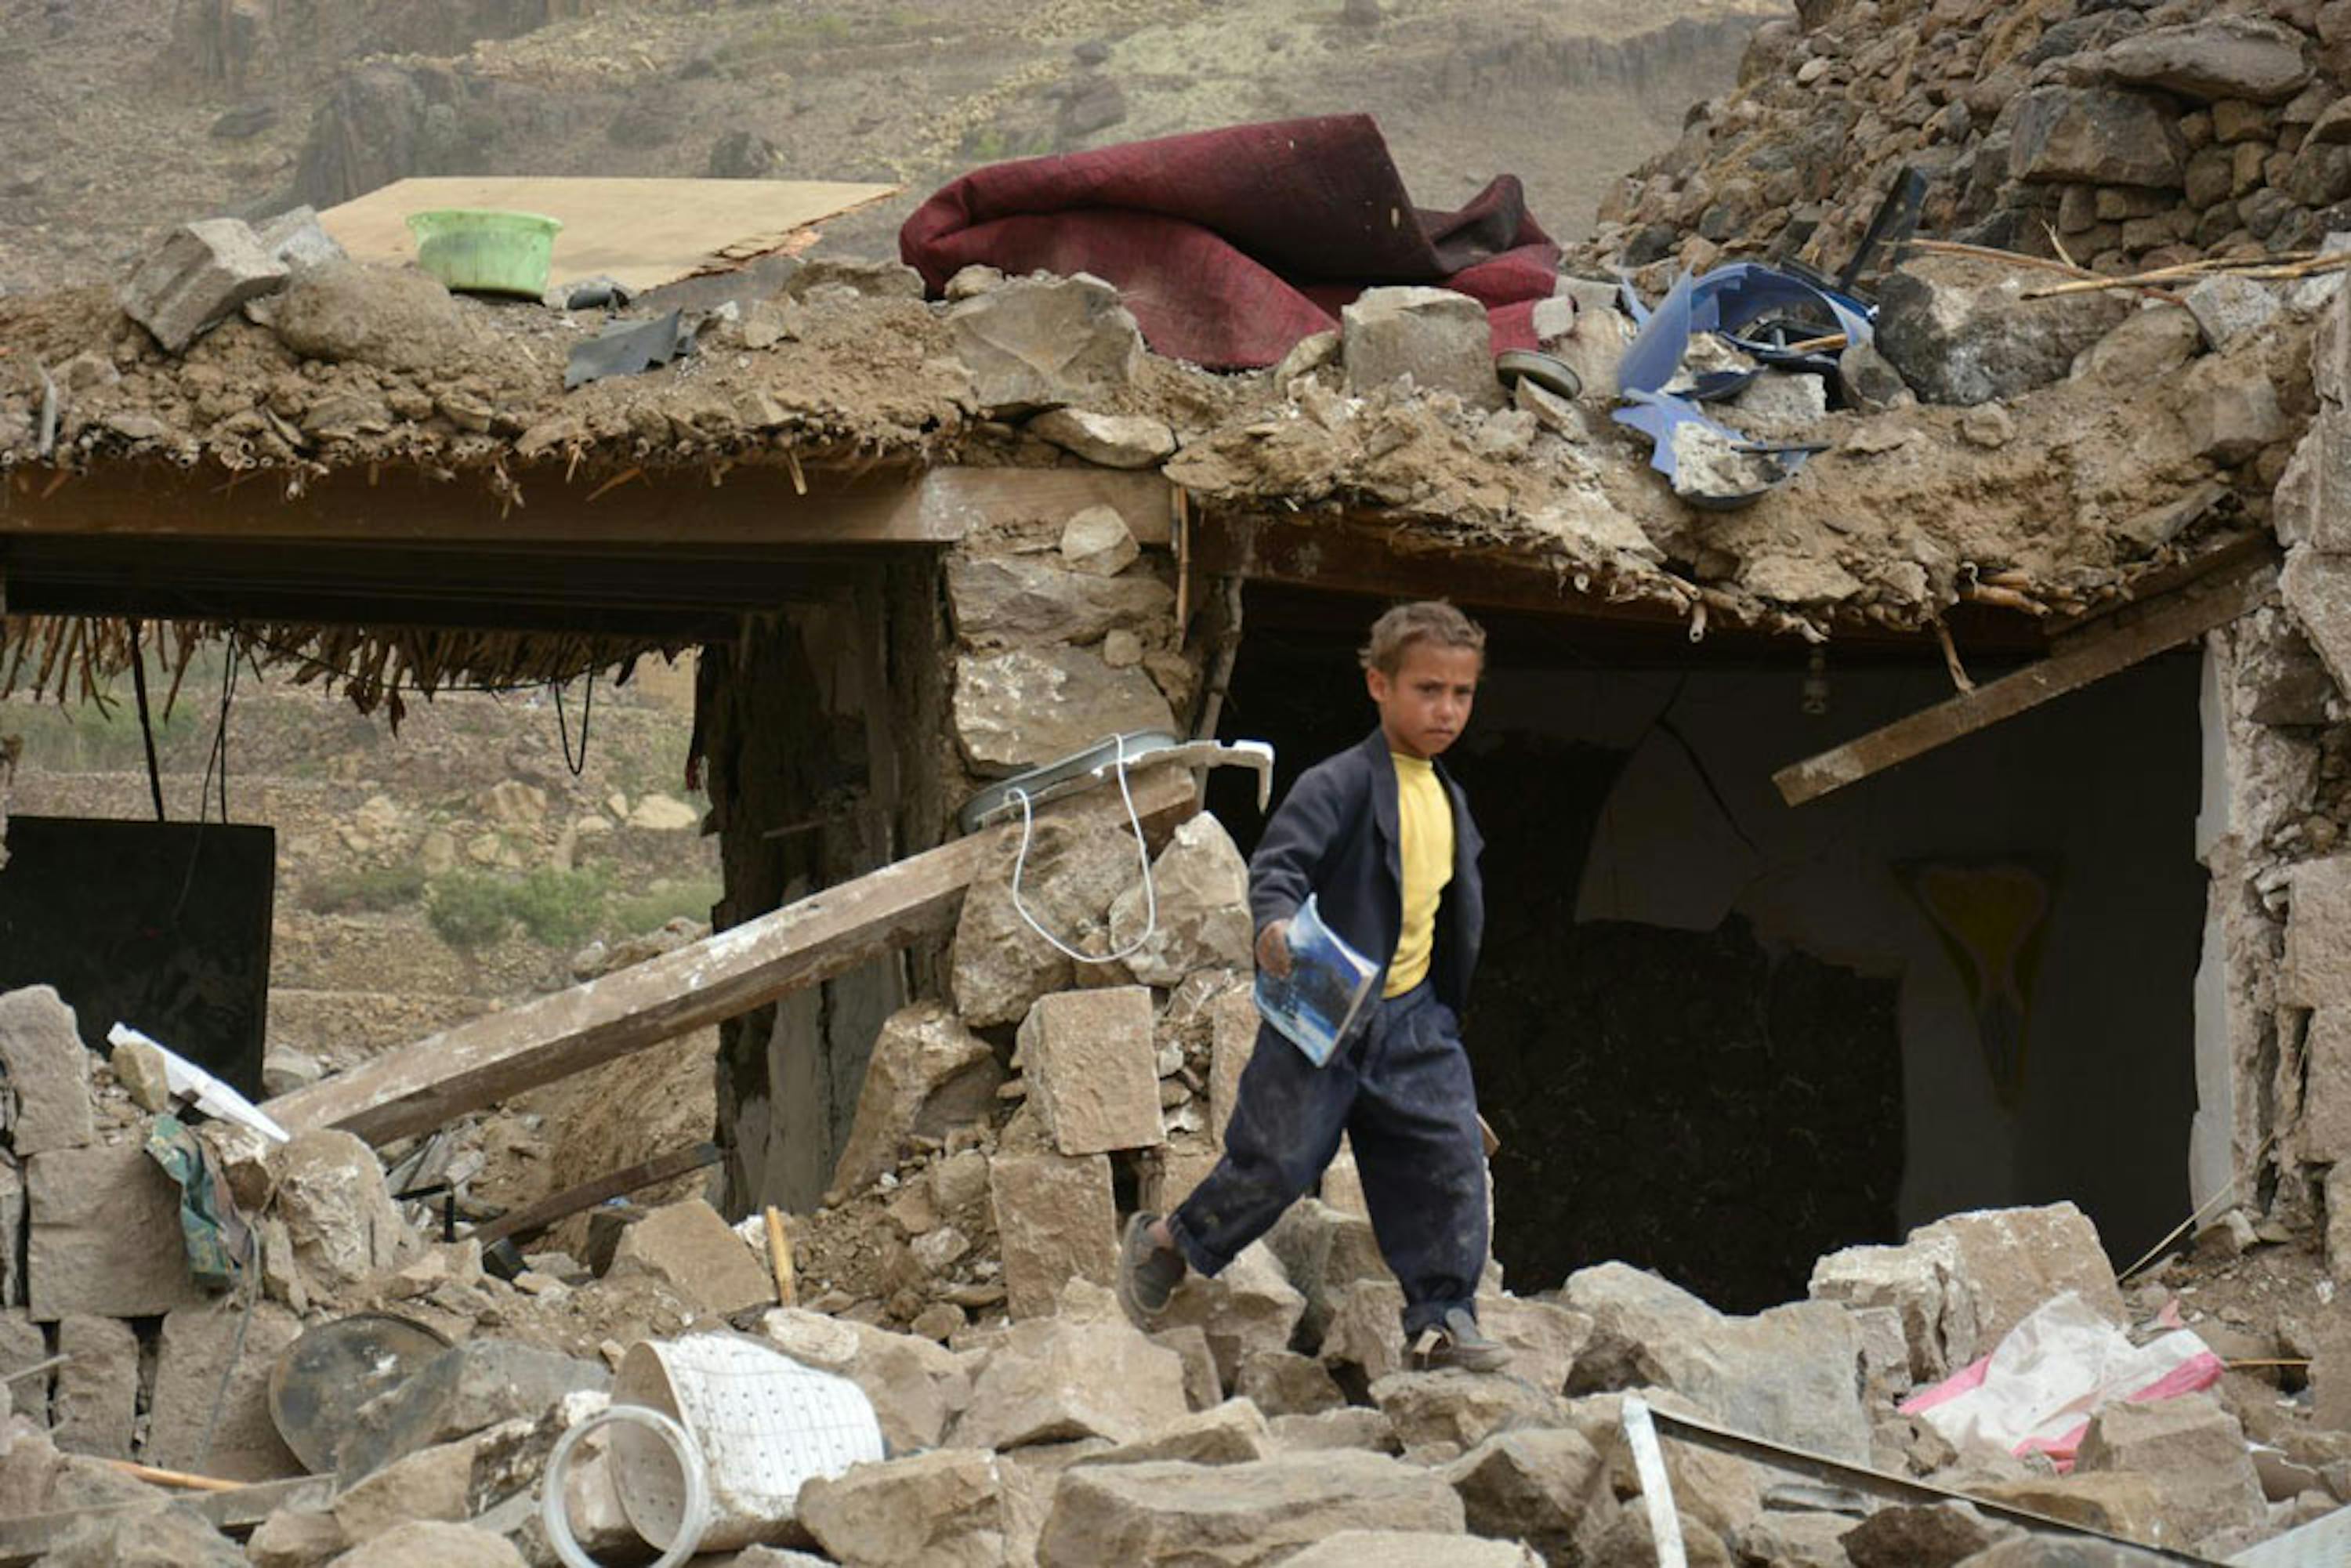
1254,893,1379,1067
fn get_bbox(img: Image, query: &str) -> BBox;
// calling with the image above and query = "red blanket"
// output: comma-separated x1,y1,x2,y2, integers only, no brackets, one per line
899,114,1559,370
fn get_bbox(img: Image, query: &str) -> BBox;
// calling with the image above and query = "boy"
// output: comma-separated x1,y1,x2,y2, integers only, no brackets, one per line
1118,600,1507,1371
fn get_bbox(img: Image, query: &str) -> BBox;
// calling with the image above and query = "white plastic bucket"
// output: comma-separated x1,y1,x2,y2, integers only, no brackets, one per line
607,1331,884,1553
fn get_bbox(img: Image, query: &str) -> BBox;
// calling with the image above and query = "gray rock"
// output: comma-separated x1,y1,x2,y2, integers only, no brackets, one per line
1075,1398,1275,1466
244,1508,347,1568
1567,1262,1870,1461
952,645,1178,776
2176,353,2288,462
947,552,1172,650
27,1143,206,1320
1060,505,1143,577
2076,1394,2266,1547
273,1128,416,1297
120,219,288,353
951,788,1150,1027
1563,1389,1762,1544
1371,1370,1567,1454
1877,259,2134,405
605,1197,776,1316
1285,1532,1538,1568
762,1306,975,1453
2071,304,2202,388
1036,1450,1467,1566
1342,286,1503,410
0,987,92,1157
1021,987,1163,1157
1108,813,1254,987
1441,1426,1608,1563
1741,1509,1859,1567
274,261,467,374
321,1519,528,1568
1842,1501,2017,1566
1157,1241,1307,1388
830,1002,1003,1197
2185,274,2281,350
50,1315,137,1460
1233,1349,1346,1418
988,1150,1119,1320
2085,16,2312,105
1837,340,1914,411
1028,407,1177,469
337,1339,607,1481
38,1501,249,1567
956,1313,1191,1450
1270,1406,1400,1454
799,1448,1007,1567
950,275,1144,416
147,1298,305,1481
2007,87,2186,188
255,206,349,270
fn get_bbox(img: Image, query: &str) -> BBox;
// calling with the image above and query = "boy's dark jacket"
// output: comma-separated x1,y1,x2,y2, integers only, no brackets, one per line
1247,727,1485,1018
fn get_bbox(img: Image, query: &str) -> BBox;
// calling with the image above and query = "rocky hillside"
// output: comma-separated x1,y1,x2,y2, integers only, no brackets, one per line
1590,0,2351,284
0,0,1771,292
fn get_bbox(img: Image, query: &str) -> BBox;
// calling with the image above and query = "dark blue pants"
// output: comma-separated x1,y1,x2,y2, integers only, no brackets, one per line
1168,983,1488,1338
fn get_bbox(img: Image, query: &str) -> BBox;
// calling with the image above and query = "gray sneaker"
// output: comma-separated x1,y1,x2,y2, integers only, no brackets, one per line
1116,1211,1187,1324
1420,1307,1512,1373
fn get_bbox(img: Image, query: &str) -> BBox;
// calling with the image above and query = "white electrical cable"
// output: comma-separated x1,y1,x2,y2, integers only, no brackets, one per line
1005,732,1158,963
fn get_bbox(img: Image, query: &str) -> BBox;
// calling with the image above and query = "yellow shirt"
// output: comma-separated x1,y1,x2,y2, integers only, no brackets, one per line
1386,752,1454,997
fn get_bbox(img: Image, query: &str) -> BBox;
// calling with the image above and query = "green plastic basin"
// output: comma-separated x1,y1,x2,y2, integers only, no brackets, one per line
404,208,563,297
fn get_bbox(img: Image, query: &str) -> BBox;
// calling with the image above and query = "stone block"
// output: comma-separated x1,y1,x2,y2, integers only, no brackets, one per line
989,1150,1118,1319
1110,814,1254,987
1969,1472,2171,1544
1028,407,1176,469
2075,1393,2266,1545
0,1157,22,1308
2284,549,2351,701
2008,87,2188,187
1565,1389,1763,1544
955,1314,1190,1450
245,1508,347,1568
1476,1295,1591,1397
831,1003,1003,1196
607,1197,776,1316
1342,286,1502,409
2086,16,2313,104
761,1306,973,1453
1878,259,2133,406
1150,1324,1224,1410
338,1338,607,1481
255,206,348,270
1567,1262,1870,1461
1158,1240,1307,1387
947,552,1172,652
2185,274,2280,350
1371,1369,1567,1453
39,1499,249,1566
2306,1009,2351,1161
27,1143,208,1320
2273,415,2351,556
951,790,1144,1027
799,1447,1007,1568
952,645,1178,777
1036,1450,1466,1566
1842,1501,2019,1566
1285,1531,1540,1568
1441,1426,1608,1564
2070,304,2201,389
1020,987,1163,1156
2177,355,2288,462
333,1430,492,1539
1234,1349,1346,1417
1060,505,1142,577
949,275,1143,416
1740,1511,1857,1567
325,1518,528,1568
149,1298,304,1480
273,1128,416,1297
2289,858,2351,1015
50,1315,137,1460
1074,1396,1274,1467
0,987,93,1157
1270,1406,1400,1454
1320,1278,1410,1384
120,219,288,353
1207,983,1260,1148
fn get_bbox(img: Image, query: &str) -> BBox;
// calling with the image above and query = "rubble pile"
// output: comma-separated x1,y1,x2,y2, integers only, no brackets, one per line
1593,0,2351,283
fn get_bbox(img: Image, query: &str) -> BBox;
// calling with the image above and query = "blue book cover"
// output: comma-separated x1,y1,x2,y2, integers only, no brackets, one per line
1254,894,1379,1067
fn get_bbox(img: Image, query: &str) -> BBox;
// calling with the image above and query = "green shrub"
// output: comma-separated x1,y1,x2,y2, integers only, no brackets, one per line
508,866,610,948
609,875,723,936
426,871,513,950
302,864,427,915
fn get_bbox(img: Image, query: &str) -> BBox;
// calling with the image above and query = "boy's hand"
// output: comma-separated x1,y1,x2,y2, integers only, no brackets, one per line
1255,920,1293,978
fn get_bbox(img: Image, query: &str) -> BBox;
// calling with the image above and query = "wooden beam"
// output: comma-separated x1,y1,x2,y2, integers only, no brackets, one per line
265,764,1197,1144
0,1476,331,1566
1773,555,2275,806
1,462,1173,549
470,1140,721,1249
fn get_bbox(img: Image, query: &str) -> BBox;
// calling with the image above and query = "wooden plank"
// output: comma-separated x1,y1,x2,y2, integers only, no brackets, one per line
470,1141,721,1249
318,176,900,292
1774,558,2274,806
0,1476,332,1564
1,463,1173,551
266,764,1197,1144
